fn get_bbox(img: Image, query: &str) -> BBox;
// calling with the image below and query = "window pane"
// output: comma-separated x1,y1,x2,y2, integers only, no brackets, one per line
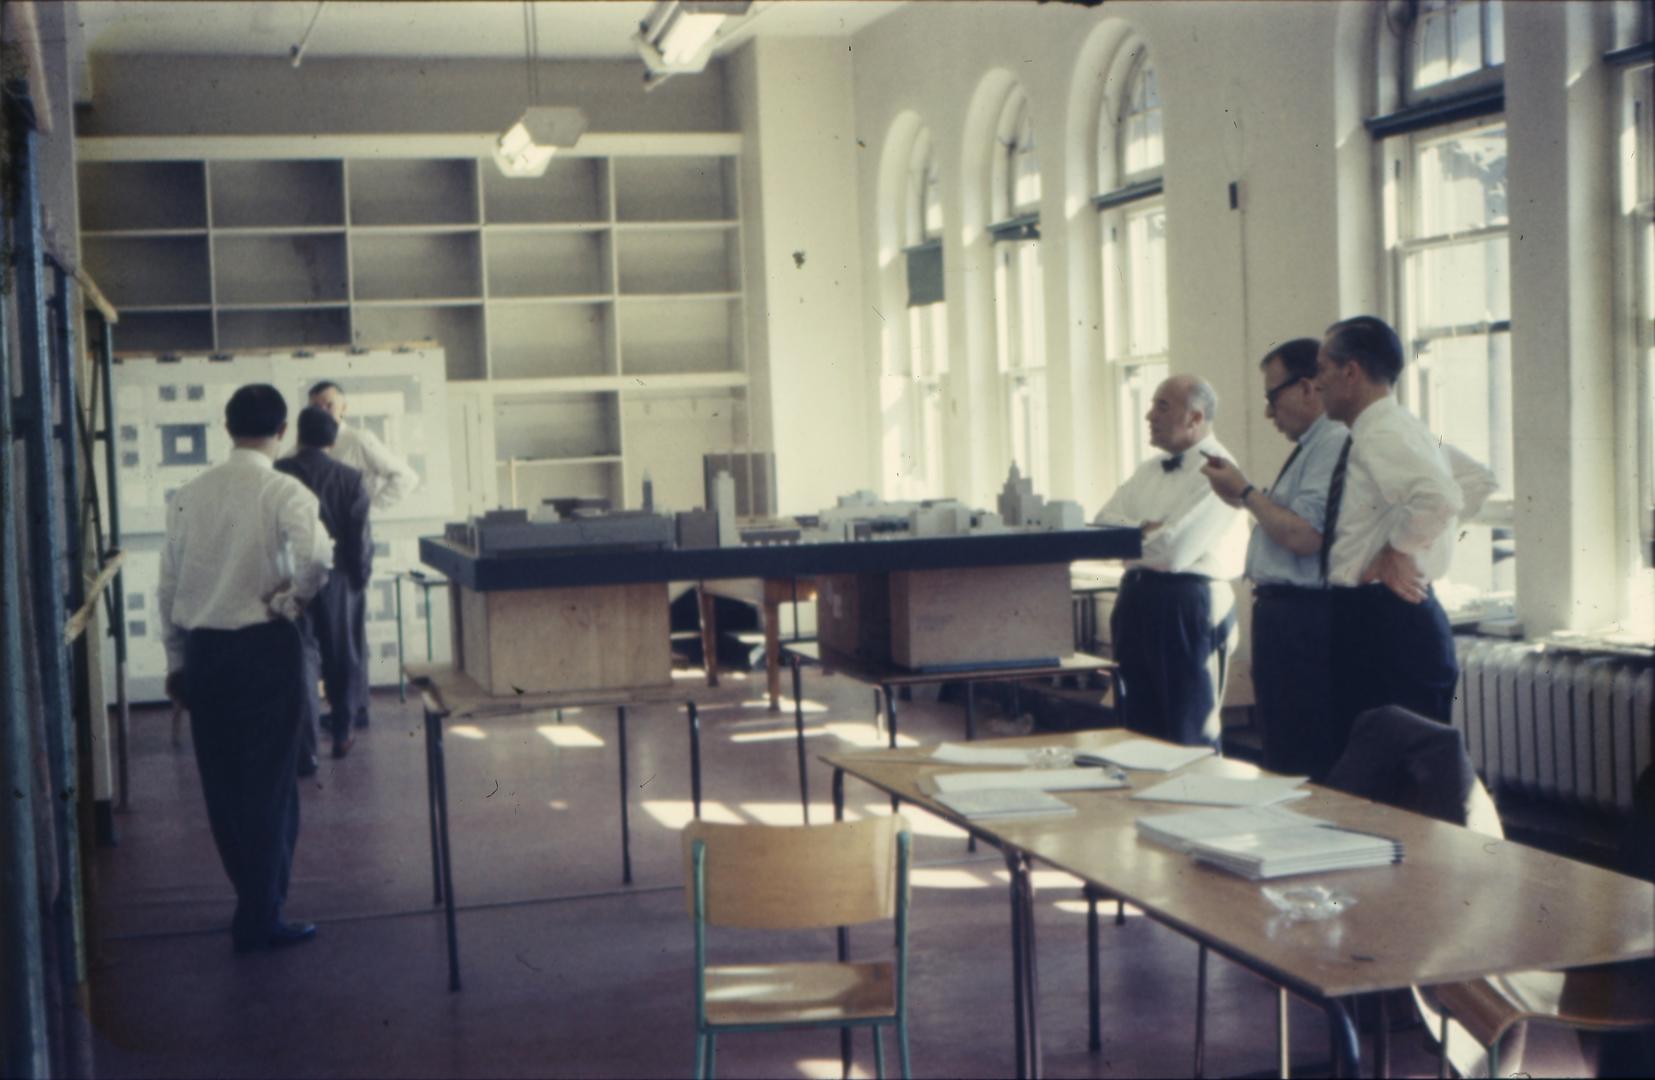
1416,124,1507,234
1008,369,1050,489
1415,331,1514,498
995,247,1014,373
1117,361,1167,480
1408,235,1509,328
927,301,950,377
1417,4,1450,89
1485,0,1504,66
1449,0,1484,78
920,376,947,496
1126,205,1168,356
1018,242,1046,371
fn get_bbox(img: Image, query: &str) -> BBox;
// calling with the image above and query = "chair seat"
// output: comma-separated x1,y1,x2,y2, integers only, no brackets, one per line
704,960,897,1027
1431,959,1655,1047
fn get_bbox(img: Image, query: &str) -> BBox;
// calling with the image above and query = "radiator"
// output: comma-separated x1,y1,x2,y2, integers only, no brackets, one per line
1453,639,1655,815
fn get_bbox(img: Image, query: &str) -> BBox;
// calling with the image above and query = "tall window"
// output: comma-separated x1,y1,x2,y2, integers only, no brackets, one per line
1097,44,1168,482
902,129,948,498
989,86,1048,490
1616,30,1655,630
1380,0,1511,611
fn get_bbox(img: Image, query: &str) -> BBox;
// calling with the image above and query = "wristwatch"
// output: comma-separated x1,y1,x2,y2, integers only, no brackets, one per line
1238,484,1257,504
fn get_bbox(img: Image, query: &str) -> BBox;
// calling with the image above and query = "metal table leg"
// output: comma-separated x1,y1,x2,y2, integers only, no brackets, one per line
883,685,900,813
967,681,979,852
1005,849,1031,1079
1323,998,1359,1078
424,706,442,906
395,575,406,703
426,708,460,991
835,765,851,1079
1087,888,1101,1052
687,701,702,820
792,653,810,824
1278,987,1291,1078
617,705,632,886
1194,945,1209,1078
1019,854,1043,1080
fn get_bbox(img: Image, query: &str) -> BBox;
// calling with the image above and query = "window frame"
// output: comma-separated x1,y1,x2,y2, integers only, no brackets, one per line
1398,0,1506,107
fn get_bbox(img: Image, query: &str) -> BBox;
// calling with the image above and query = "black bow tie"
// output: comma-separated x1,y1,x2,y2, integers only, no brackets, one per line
1161,454,1183,473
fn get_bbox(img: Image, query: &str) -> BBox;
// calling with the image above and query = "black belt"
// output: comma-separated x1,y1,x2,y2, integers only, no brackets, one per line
1121,568,1213,587
1252,584,1324,600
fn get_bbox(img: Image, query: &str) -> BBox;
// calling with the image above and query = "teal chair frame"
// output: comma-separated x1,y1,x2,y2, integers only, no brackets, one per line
690,828,913,1079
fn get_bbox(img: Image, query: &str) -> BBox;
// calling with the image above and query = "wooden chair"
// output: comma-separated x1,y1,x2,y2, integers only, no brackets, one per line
684,815,914,1079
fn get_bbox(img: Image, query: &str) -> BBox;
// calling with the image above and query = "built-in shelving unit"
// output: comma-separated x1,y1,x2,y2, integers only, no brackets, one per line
79,134,751,517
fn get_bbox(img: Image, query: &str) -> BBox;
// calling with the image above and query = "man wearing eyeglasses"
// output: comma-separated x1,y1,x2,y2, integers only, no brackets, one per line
1200,339,1350,780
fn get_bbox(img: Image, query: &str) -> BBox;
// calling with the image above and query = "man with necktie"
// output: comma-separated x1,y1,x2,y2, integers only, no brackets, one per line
1200,340,1350,779
159,384,333,953
1312,315,1464,747
1095,375,1248,746
277,406,374,770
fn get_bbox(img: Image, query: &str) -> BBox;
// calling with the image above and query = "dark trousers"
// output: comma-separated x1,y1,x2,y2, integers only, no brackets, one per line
1328,583,1459,759
301,576,368,752
1110,569,1234,747
1251,587,1336,780
184,619,307,949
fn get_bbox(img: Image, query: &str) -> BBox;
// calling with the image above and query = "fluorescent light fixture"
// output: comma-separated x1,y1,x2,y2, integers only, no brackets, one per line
635,1,752,79
494,105,588,179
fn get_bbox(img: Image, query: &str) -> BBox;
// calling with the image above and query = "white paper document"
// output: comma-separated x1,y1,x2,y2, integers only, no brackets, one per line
1135,804,1320,853
933,767,1129,794
931,743,1041,766
1077,739,1216,772
1130,774,1310,807
934,787,1077,821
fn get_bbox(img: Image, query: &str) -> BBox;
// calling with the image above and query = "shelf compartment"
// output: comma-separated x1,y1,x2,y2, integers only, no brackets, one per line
209,160,344,228
485,231,611,298
613,156,736,222
213,233,348,305
493,391,621,460
351,232,483,301
218,307,351,351
616,228,738,295
488,301,614,381
348,159,478,226
618,296,741,376
109,310,215,356
352,303,486,381
482,156,608,224
499,459,623,512
78,161,207,232
621,390,744,512
82,235,212,308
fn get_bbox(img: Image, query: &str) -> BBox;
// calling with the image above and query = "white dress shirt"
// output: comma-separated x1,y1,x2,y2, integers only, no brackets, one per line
331,422,419,512
1095,433,1248,580
158,448,334,672
1326,396,1463,586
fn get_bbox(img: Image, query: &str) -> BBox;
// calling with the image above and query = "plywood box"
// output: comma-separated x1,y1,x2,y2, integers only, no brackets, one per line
816,573,889,663
452,582,671,695
888,563,1071,670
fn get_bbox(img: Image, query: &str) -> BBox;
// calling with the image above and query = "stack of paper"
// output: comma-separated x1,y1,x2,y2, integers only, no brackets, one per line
1137,805,1402,880
933,768,1128,795
931,743,1046,766
1130,774,1310,807
1075,739,1215,772
935,787,1077,821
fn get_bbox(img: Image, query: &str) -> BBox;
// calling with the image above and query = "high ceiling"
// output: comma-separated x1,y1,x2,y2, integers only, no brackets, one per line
76,1,907,62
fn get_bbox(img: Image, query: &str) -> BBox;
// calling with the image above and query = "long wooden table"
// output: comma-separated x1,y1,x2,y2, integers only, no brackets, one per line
822,729,1655,1078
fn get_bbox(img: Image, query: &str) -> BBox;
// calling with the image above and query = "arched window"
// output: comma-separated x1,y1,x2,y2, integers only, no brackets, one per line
988,85,1048,489
1096,42,1168,482
1373,0,1511,609
900,128,948,498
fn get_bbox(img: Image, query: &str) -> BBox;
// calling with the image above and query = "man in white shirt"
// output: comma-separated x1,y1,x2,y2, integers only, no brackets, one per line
1312,315,1463,743
308,380,420,729
1201,339,1349,779
159,384,334,954
1096,375,1247,746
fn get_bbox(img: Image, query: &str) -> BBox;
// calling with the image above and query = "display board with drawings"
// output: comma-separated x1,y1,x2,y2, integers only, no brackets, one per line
105,345,456,704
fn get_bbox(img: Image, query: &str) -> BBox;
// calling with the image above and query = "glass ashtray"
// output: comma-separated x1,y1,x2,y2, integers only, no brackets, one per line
1029,746,1076,769
1261,884,1356,922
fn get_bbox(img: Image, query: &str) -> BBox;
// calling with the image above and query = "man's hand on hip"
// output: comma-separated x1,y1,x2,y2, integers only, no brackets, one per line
1362,544,1430,604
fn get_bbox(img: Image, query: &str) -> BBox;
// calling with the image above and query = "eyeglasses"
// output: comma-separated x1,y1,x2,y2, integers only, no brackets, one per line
1264,375,1307,408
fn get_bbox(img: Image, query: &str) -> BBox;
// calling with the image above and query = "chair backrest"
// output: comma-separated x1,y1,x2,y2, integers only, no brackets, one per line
683,815,909,931
1326,705,1504,838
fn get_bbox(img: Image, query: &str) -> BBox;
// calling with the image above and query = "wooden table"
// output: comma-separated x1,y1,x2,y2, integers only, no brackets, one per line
697,576,817,711
404,663,722,991
822,729,1655,1078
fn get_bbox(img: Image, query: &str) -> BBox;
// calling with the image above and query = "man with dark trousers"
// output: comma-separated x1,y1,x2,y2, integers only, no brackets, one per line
1312,315,1464,747
1201,339,1350,779
277,406,373,769
1095,374,1247,746
159,384,333,953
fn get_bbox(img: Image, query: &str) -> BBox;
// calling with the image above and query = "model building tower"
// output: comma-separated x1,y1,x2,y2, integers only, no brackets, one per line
997,463,1045,527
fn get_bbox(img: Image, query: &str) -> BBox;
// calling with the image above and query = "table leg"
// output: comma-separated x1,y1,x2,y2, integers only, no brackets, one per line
884,685,900,814
1278,987,1291,1078
428,709,460,991
1019,855,1043,1080
1194,945,1209,1078
1087,888,1101,1052
1375,992,1391,1080
687,701,703,820
764,587,782,713
1004,849,1032,1080
833,767,845,823
396,576,406,703
424,707,442,906
966,682,979,852
423,583,436,661
835,765,852,1080
792,654,810,824
1323,998,1359,1079
699,587,719,688
618,705,632,886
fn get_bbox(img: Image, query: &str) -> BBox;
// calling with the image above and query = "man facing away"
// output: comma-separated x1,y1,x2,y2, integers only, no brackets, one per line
306,380,419,729
277,406,373,768
1312,315,1465,745
1200,339,1350,780
159,384,333,953
1095,375,1247,747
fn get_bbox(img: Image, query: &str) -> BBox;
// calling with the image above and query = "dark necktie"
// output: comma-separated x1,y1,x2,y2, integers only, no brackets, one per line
1318,435,1354,583
1161,454,1183,473
1269,441,1305,492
